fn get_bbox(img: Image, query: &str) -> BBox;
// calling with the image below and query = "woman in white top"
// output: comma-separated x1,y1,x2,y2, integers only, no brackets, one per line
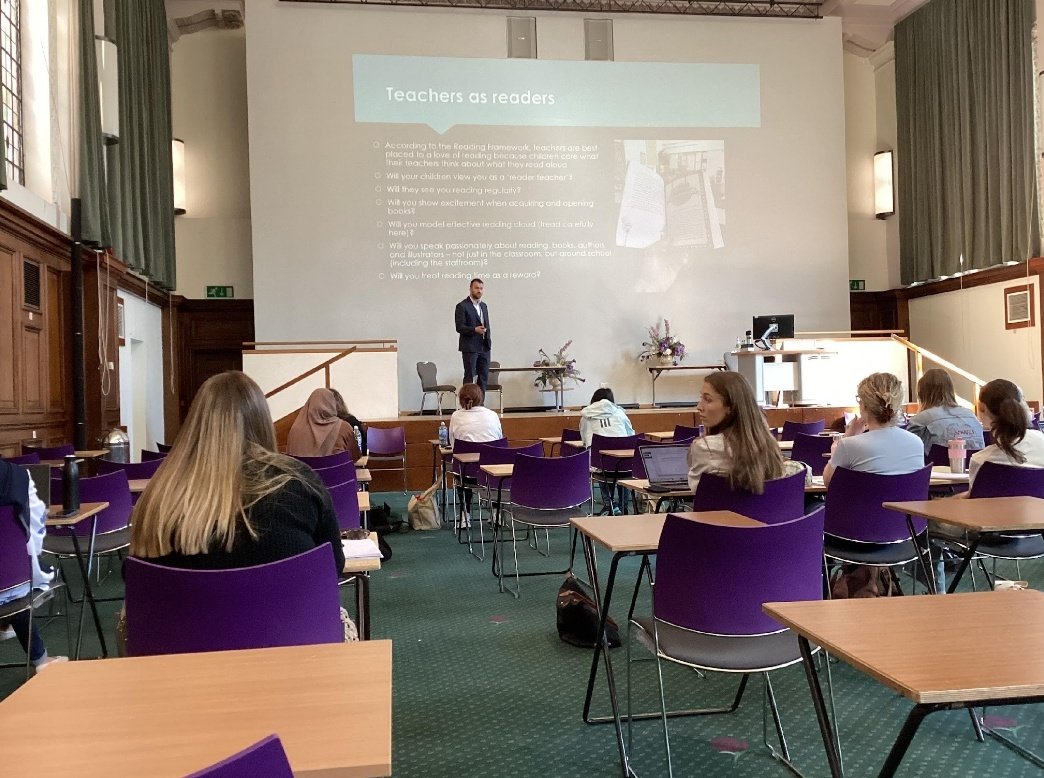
449,384,503,524
967,379,1044,488
687,372,794,493
823,372,924,486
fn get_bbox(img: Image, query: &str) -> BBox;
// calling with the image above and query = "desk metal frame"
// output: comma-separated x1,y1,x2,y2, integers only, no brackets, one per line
648,363,726,407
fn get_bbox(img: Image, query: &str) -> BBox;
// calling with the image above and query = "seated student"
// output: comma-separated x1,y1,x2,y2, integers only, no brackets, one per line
448,383,503,525
330,388,367,456
687,372,802,493
823,372,924,486
286,387,362,462
579,387,634,447
907,368,984,456
966,379,1044,488
0,460,66,672
130,371,344,576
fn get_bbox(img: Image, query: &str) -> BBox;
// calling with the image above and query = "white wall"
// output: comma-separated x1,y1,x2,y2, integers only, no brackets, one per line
908,278,1043,404
245,3,851,409
117,292,166,459
170,27,253,298
872,45,900,290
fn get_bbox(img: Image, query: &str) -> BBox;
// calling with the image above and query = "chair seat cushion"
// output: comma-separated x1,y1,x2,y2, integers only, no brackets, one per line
44,528,131,557
962,532,1044,559
432,385,456,392
631,617,806,672
824,535,922,565
507,505,587,527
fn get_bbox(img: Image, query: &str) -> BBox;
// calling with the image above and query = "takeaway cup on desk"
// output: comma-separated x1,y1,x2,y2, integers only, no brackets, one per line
948,439,968,474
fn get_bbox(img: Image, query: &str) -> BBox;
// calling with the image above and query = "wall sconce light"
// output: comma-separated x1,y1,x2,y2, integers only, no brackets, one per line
95,36,119,143
874,150,894,219
172,138,186,215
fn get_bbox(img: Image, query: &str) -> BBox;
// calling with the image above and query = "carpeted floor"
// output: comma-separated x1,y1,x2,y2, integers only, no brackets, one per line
3,492,1043,777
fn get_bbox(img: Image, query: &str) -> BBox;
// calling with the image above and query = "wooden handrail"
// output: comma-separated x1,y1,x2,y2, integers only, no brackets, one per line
796,330,906,336
263,347,357,399
890,336,987,387
246,339,397,348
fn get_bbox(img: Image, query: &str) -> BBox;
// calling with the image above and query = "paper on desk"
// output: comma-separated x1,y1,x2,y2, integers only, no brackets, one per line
809,476,825,487
341,539,383,560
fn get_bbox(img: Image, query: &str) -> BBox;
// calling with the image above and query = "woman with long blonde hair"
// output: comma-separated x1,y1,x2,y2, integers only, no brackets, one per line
687,371,798,494
130,371,344,574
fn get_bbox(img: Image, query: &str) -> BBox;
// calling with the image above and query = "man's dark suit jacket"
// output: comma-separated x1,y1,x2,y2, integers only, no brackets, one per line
455,298,491,353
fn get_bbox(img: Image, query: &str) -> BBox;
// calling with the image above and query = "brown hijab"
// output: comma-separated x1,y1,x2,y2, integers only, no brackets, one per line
286,388,345,456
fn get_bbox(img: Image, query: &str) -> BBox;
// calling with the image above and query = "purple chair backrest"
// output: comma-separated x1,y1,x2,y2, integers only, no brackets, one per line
140,450,167,462
0,505,30,594
156,442,173,453
511,450,592,510
452,437,507,481
790,433,834,476
124,544,343,656
293,451,353,469
969,462,1044,498
368,426,406,456
328,480,362,531
590,433,641,472
673,425,703,442
926,444,975,467
477,441,543,491
693,469,807,525
655,507,825,635
95,457,165,479
4,453,40,465
824,466,932,543
186,735,293,778
22,443,74,459
562,428,582,443
312,461,357,488
984,429,994,446
49,470,134,536
780,420,826,442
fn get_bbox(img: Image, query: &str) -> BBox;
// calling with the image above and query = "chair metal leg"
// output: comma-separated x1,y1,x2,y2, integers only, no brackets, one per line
651,625,674,778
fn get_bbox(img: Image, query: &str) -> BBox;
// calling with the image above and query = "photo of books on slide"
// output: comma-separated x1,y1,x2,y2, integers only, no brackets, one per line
613,140,725,251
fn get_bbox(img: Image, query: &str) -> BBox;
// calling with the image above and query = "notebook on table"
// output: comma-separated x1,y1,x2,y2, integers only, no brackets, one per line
640,445,691,493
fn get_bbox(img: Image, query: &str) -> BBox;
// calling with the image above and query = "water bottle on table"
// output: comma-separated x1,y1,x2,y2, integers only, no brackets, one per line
438,421,449,448
947,438,967,474
62,454,80,514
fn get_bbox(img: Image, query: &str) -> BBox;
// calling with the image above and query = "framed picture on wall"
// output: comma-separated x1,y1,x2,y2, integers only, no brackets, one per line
1004,284,1035,330
116,296,126,346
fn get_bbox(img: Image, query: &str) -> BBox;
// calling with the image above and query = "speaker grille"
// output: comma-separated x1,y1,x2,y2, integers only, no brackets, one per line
22,259,41,310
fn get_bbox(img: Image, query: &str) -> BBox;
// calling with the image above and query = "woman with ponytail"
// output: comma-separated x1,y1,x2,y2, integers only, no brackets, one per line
967,380,1044,487
823,372,923,486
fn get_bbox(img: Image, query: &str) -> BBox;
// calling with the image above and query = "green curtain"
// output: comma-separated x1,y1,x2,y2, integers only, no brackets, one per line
111,0,176,290
77,0,111,246
895,0,1039,284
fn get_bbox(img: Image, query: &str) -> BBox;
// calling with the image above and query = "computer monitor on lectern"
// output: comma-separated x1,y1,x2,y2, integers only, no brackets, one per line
752,314,795,344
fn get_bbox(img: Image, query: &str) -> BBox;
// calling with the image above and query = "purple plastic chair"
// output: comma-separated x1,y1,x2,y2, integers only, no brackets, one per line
4,453,40,465
590,433,641,514
467,441,543,560
790,433,833,476
673,424,703,443
124,544,343,656
368,426,407,493
22,443,74,459
312,461,358,489
925,444,978,468
962,462,1044,570
0,504,67,678
494,450,592,597
780,420,825,442
95,457,165,479
328,479,362,532
451,437,508,534
983,429,995,447
692,469,807,525
292,451,353,469
823,466,933,590
186,735,293,778
628,507,827,773
549,428,582,457
156,442,173,453
140,450,167,462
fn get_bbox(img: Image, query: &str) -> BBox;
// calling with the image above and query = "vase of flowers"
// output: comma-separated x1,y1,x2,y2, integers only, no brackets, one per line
639,319,687,366
533,341,585,388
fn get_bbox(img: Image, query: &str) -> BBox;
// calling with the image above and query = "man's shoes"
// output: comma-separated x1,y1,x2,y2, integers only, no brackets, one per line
455,512,472,530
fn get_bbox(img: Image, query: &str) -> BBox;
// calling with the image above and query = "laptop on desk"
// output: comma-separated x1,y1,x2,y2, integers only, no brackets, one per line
640,445,691,493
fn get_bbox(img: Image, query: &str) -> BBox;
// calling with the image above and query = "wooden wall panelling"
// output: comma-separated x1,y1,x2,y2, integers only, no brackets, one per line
0,248,16,414
46,267,68,412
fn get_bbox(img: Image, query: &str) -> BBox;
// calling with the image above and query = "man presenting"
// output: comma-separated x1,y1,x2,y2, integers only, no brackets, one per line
455,278,491,391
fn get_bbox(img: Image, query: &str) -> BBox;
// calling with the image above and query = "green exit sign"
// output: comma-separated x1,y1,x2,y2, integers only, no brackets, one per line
849,280,866,291
206,285,234,299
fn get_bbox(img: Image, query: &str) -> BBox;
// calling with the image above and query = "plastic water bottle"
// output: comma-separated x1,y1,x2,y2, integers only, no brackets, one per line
62,454,80,514
948,439,967,474
438,421,449,448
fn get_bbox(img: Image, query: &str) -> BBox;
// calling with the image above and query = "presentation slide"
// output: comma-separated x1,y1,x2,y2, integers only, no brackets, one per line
353,55,752,295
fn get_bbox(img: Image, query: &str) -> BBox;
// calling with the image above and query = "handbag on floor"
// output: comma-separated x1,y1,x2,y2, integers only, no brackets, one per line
830,564,899,598
556,574,621,648
408,483,441,530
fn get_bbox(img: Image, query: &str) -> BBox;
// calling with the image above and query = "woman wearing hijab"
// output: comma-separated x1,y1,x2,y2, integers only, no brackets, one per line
0,460,66,672
286,387,362,461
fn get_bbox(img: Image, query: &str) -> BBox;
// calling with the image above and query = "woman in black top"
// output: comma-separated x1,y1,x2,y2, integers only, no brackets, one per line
130,371,344,575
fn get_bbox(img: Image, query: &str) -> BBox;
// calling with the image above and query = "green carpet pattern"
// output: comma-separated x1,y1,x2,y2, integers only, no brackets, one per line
2,492,1043,777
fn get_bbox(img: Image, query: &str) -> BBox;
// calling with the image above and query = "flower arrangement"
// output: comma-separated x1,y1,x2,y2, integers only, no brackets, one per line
639,319,687,365
533,341,585,388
